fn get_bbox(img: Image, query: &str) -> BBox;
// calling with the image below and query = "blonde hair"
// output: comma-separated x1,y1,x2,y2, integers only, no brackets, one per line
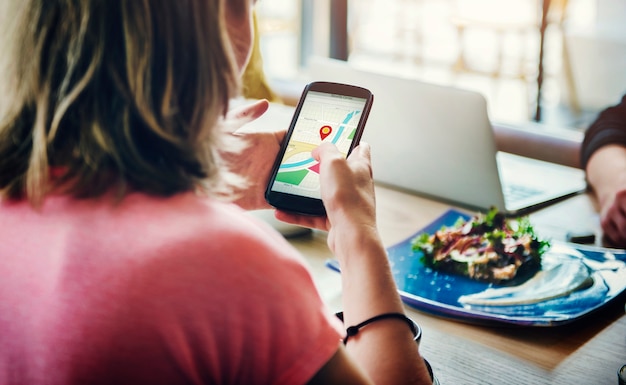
0,0,241,204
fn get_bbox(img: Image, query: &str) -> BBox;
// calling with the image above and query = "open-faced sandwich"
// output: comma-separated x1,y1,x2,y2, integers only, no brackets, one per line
411,208,551,284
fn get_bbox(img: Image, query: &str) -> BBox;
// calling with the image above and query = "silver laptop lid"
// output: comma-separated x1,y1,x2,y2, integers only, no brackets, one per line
307,57,507,212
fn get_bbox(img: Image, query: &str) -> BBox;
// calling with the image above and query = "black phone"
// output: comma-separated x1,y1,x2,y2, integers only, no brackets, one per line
265,81,374,216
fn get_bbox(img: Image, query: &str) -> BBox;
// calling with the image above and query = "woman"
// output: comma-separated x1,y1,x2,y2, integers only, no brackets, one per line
0,0,433,384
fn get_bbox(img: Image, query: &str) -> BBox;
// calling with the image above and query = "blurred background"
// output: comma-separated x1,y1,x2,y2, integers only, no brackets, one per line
254,0,626,131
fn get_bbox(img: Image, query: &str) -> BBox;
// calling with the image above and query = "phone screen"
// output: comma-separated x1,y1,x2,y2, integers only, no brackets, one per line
269,90,369,199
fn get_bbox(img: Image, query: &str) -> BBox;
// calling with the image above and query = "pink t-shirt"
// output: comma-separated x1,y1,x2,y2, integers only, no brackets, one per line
0,192,343,384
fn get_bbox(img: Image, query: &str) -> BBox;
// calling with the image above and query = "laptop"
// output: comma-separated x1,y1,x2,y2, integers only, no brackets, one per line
307,57,587,215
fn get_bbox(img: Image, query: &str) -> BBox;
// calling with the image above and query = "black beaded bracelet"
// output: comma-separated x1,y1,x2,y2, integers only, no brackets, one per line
335,312,422,344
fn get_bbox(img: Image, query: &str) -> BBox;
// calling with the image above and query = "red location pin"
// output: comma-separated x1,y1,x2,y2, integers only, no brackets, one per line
319,125,332,141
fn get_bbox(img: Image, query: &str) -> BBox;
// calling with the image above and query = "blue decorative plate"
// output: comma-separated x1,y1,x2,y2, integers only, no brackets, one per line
326,209,626,326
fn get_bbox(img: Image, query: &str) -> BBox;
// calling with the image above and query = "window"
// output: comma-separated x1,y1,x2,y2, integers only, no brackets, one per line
257,0,620,129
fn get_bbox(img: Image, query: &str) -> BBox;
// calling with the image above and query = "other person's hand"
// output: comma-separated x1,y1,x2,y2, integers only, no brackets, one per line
585,145,626,248
599,188,626,247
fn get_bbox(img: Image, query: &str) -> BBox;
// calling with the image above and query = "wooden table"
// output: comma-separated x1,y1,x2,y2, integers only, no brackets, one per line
288,187,626,385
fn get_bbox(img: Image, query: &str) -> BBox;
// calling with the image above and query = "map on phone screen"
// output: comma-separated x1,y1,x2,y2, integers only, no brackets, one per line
273,91,368,199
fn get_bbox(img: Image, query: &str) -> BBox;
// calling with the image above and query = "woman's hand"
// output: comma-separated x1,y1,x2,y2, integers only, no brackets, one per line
221,99,285,211
279,143,431,385
276,142,378,254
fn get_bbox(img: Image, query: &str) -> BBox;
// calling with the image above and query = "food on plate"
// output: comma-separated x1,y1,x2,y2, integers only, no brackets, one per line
411,208,551,284
457,252,593,306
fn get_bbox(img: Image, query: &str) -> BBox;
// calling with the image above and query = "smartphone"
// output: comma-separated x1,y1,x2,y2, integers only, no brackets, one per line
265,81,374,216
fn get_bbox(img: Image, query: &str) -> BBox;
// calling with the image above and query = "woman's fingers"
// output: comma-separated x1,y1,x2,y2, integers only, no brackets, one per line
223,99,270,134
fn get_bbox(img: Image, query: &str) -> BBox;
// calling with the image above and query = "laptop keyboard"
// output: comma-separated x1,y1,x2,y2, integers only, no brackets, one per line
503,183,543,204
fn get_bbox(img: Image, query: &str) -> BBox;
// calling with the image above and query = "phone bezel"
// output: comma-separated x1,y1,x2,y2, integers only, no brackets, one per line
265,81,374,216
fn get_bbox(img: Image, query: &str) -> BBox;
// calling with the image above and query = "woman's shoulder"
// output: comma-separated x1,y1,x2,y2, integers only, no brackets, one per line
23,191,295,261
137,193,307,263
118,191,291,246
